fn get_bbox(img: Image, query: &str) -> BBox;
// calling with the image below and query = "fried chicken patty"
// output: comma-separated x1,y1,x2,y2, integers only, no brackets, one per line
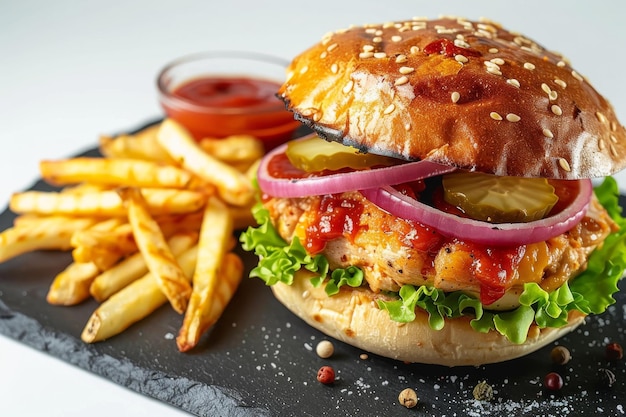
264,191,616,308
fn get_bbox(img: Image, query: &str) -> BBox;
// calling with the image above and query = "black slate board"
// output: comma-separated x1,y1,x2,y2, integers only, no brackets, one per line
0,144,625,417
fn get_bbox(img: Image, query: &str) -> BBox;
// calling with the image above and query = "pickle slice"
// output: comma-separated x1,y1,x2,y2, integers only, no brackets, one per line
442,172,559,223
286,135,396,172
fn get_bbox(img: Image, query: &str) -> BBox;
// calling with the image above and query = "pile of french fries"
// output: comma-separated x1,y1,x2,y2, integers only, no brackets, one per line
0,118,264,352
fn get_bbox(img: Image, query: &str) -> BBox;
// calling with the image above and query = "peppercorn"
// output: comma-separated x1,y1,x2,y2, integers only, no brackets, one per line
598,368,616,388
316,366,335,384
398,388,419,408
544,372,564,391
550,345,571,365
316,340,334,359
472,380,494,401
605,342,623,361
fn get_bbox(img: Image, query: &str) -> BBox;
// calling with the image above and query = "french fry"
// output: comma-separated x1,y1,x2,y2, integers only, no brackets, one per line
0,216,99,263
99,123,175,163
157,118,254,206
89,232,198,302
176,197,234,351
46,261,100,305
120,187,192,314
40,157,194,189
199,134,264,165
177,253,243,351
229,203,256,230
10,188,209,217
81,245,199,343
70,222,135,267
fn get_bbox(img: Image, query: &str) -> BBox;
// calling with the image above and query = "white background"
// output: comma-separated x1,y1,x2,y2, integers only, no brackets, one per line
1,1,626,416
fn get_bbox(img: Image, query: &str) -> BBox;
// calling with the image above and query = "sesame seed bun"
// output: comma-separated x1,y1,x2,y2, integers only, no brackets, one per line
278,17,626,179
271,271,586,366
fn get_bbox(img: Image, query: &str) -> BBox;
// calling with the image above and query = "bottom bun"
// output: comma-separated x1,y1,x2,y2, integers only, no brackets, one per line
271,272,586,366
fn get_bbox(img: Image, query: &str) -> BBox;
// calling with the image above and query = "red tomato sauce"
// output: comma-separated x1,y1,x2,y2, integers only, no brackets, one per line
304,194,364,254
162,76,299,148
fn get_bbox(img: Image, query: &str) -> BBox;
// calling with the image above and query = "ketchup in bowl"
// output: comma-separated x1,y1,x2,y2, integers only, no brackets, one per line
157,52,300,149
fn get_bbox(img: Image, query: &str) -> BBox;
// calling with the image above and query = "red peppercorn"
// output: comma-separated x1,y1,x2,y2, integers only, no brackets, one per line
317,366,335,385
544,372,564,391
605,342,623,361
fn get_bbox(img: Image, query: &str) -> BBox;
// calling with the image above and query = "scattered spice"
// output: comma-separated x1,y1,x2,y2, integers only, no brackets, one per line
605,342,623,361
398,388,419,408
544,372,564,391
550,345,571,365
598,368,617,388
316,366,335,384
472,380,494,401
316,340,335,359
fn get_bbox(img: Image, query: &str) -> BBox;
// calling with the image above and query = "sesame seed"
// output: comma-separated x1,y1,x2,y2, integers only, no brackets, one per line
610,134,618,143
327,43,338,52
489,48,499,53
394,76,409,86
507,79,521,88
543,128,554,139
359,51,374,59
331,63,338,74
342,80,354,94
524,62,536,70
399,66,415,74
611,121,618,132
611,144,618,157
320,51,328,59
558,158,571,172
451,91,460,103
554,79,567,88
454,39,470,48
301,107,319,117
455,54,469,63
596,111,608,124
490,112,503,121
557,61,566,67
506,113,521,122
599,138,606,150
363,45,375,52
404,122,412,131
391,35,402,42
373,36,382,43
374,52,387,59
541,83,552,95
375,29,383,36
300,65,309,74
549,90,558,101
572,70,584,82
410,46,420,54
383,103,396,115
551,105,563,116
395,54,408,63
486,66,502,76
490,58,505,65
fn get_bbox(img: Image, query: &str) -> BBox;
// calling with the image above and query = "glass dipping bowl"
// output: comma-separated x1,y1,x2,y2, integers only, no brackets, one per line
157,51,300,149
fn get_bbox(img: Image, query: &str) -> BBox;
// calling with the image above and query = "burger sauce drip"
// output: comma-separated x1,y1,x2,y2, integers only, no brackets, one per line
461,242,527,305
304,195,364,254
423,38,481,58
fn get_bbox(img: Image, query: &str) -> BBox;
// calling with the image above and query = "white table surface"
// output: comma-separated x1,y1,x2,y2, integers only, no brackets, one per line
1,1,626,416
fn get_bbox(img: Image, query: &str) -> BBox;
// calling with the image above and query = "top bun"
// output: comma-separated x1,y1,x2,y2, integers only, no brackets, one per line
278,17,626,179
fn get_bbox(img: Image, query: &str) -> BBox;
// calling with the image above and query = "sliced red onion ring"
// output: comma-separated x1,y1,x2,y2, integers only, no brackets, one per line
257,142,456,198
360,180,593,246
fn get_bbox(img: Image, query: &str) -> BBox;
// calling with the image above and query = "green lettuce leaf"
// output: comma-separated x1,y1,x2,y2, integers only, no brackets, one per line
240,203,362,294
